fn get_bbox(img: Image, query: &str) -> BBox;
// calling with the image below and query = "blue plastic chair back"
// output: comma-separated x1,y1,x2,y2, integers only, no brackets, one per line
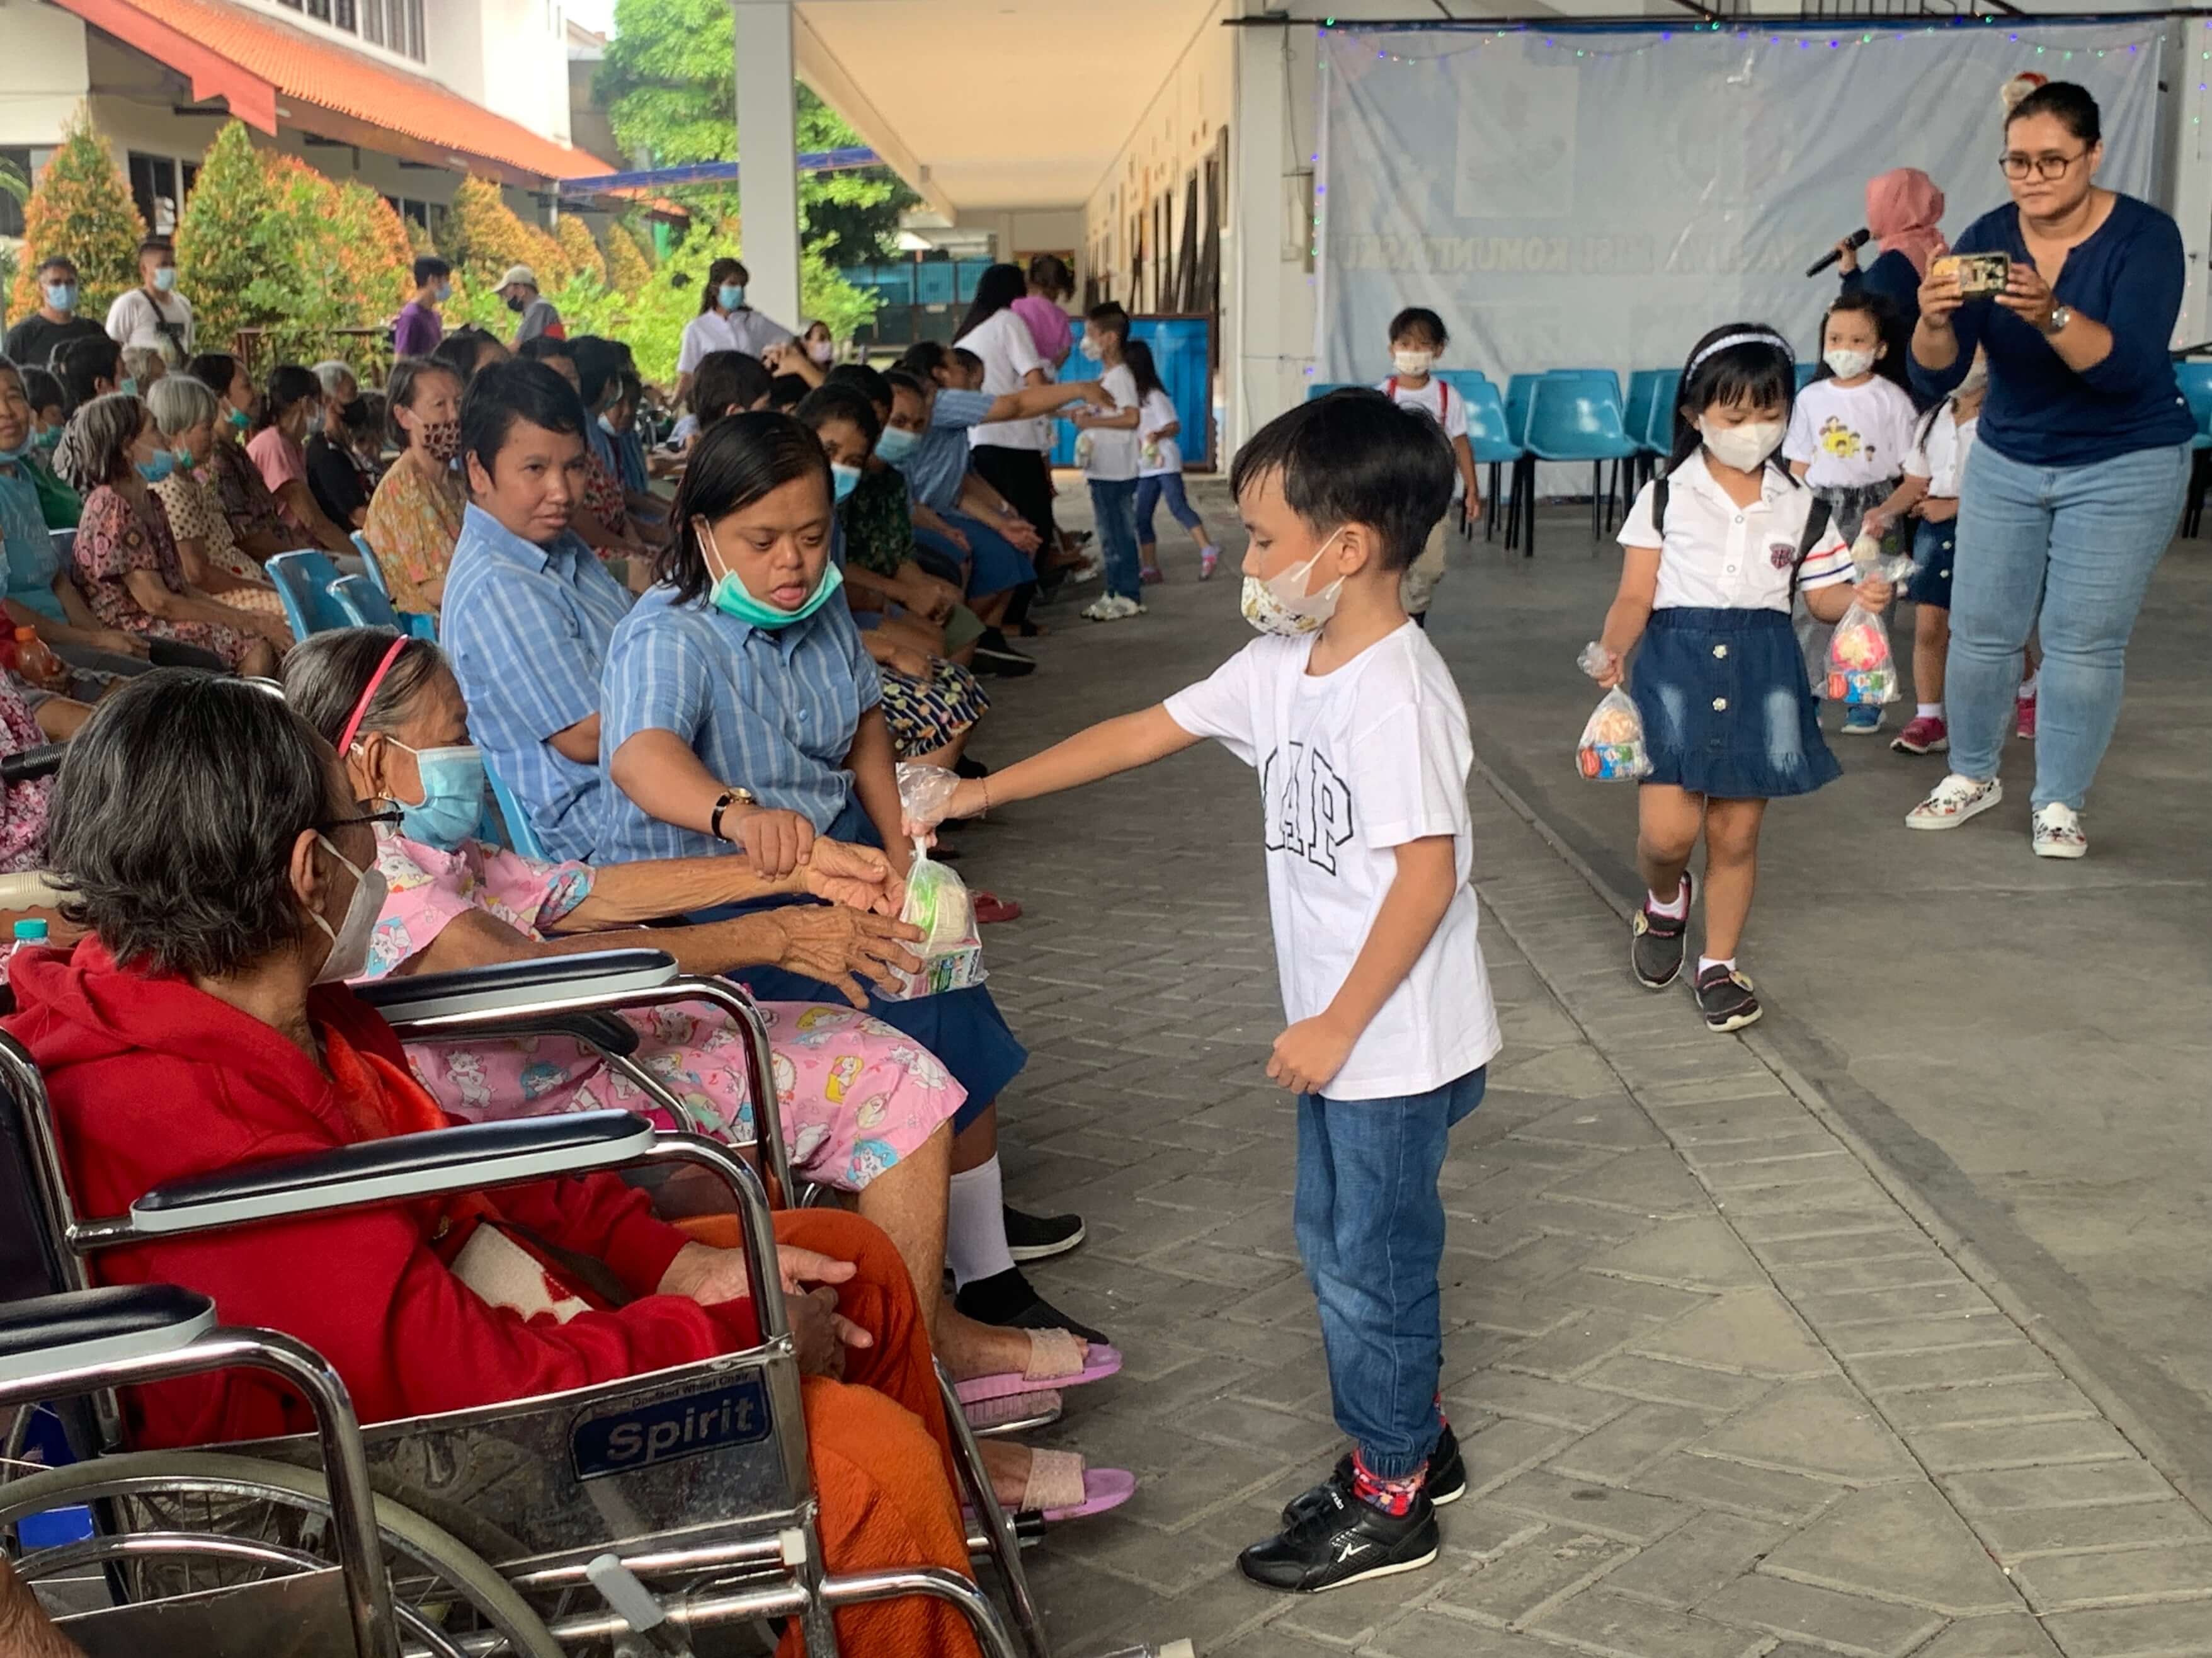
1795,361,1820,392
1641,370,1682,453
1432,369,1490,408
2174,362,2212,440
1551,367,1623,406
266,551,351,640
1523,377,1638,462
1461,378,1522,464
1622,371,1665,457
482,758,545,859
330,574,402,631
1503,374,1545,447
1304,380,1357,401
351,532,395,602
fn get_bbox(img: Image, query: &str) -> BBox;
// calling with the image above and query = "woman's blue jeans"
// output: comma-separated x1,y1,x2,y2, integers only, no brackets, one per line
1949,440,2186,810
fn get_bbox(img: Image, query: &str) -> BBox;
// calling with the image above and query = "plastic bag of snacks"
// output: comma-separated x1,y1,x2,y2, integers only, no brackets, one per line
886,763,986,1000
1825,603,1900,706
1573,644,1651,781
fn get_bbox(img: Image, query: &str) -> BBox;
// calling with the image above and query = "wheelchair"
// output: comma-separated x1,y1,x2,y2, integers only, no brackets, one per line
0,949,1050,1658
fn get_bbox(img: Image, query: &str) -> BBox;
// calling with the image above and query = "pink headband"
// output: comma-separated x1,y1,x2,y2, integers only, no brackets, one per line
336,636,409,754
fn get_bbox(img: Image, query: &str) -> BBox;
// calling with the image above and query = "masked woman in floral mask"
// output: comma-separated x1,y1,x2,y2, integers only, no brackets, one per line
362,357,467,615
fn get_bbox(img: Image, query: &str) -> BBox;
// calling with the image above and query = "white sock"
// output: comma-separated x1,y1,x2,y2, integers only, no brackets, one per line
947,1157,1016,1289
2018,671,2039,697
1699,955,1737,977
1646,883,1688,920
1917,702,1944,721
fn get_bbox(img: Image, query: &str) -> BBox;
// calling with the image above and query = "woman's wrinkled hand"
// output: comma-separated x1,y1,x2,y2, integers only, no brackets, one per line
801,838,902,915
764,906,925,1006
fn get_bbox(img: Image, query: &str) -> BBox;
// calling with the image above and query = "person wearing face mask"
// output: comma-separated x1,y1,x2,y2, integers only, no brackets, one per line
496,265,563,348
940,389,1503,1594
363,357,467,614
4,256,107,374
799,318,837,368
394,256,452,359
13,367,84,533
103,237,193,361
183,352,292,564
6,670,1024,1658
1590,324,1894,1034
144,374,289,626
674,259,795,411
1061,302,1147,623
1372,307,1483,624
246,363,356,557
1782,290,1920,735
601,410,1103,1350
304,361,375,534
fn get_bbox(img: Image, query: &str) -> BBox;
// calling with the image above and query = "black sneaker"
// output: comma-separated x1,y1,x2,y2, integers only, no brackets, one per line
1631,872,1692,989
953,1266,1110,1346
1238,1475,1439,1594
1694,963,1762,1032
1003,1204,1085,1262
1280,1424,1465,1527
973,630,1037,678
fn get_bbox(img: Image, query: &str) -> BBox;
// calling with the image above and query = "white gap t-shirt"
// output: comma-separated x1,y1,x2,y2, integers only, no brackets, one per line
961,308,1049,452
1083,364,1141,482
1163,624,1502,1101
1784,375,1920,490
1906,408,1977,500
1137,389,1183,477
1377,375,1469,500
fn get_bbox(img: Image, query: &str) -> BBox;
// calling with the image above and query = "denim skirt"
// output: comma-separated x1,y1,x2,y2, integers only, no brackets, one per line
1907,516,1955,609
1631,607,1840,799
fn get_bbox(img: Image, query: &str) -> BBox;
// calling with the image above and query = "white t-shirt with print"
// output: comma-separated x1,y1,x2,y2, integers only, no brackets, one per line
1783,375,1919,490
1618,452,1855,614
1376,376,1469,498
1163,624,1502,1101
1137,389,1183,477
1905,408,1978,500
1082,364,1141,482
961,308,1049,452
105,287,194,357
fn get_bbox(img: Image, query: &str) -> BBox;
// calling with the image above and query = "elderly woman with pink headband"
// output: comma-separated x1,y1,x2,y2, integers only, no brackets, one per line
1833,168,1949,368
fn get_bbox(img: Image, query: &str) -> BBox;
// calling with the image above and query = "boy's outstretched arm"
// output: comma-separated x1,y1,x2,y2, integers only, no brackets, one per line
1269,836,1461,1095
947,704,1202,819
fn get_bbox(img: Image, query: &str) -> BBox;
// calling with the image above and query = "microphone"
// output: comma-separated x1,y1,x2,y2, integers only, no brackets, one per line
1806,228,1872,278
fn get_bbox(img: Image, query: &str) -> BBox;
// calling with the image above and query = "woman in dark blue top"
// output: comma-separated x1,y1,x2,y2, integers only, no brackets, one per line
1904,82,2192,857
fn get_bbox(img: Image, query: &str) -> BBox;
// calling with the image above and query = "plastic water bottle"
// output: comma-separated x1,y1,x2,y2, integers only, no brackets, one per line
11,918,48,959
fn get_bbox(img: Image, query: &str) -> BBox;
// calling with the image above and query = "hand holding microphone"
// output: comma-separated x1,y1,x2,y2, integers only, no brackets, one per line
1807,228,1871,279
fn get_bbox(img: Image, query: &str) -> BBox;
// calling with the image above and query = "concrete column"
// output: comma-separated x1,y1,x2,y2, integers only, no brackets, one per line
1224,11,1308,455
732,0,802,332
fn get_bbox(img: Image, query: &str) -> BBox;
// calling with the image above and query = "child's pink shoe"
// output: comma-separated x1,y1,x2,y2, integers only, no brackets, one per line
1199,546,1221,581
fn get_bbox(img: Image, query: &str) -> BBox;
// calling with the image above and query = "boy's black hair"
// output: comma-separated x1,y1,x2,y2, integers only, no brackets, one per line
1388,307,1447,348
1228,388,1452,573
20,365,64,418
690,350,772,420
518,335,575,365
882,367,930,404
1810,289,1910,393
459,357,588,480
56,334,122,411
767,373,811,413
412,254,451,287
825,361,892,411
794,382,882,449
952,346,983,375
1085,301,1130,345
570,335,626,409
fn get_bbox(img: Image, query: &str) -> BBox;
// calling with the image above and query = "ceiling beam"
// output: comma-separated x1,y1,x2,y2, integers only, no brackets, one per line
791,5,959,218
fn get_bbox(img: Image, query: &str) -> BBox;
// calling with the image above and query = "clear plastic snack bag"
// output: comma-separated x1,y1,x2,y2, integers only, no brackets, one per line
886,763,986,1000
1825,602,1900,706
1574,644,1651,781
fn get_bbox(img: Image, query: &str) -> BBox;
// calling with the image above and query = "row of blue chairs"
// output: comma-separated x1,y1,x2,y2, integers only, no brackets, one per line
2175,362,2212,539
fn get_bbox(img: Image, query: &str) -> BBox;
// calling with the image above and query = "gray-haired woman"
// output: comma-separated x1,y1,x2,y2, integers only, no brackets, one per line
59,393,282,677
146,375,288,624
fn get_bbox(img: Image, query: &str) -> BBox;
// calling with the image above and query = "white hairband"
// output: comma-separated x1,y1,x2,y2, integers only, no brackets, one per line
1688,331,1794,375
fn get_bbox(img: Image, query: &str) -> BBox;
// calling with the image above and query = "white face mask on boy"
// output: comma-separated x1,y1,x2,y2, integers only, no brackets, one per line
1240,530,1347,637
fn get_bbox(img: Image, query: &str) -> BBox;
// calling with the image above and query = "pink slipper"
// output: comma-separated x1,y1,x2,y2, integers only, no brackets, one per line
954,1329,1121,1406
967,1455,1137,1524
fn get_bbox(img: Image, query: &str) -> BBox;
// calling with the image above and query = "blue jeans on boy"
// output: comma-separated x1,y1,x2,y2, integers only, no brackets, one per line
1295,1068,1486,1479
1949,440,2187,810
1087,477,1142,601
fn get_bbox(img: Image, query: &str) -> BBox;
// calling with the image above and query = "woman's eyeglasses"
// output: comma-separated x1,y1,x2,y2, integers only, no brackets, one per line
1999,149,2088,182
321,806,405,833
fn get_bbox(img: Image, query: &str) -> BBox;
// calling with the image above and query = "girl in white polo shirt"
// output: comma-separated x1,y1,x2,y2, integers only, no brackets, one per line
1588,324,1895,1034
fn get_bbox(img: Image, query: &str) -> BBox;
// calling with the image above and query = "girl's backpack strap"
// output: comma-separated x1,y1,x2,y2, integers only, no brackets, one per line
1651,475,1670,538
1789,492,1835,597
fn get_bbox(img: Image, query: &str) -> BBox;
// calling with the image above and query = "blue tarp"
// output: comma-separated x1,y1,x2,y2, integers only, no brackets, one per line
558,149,881,197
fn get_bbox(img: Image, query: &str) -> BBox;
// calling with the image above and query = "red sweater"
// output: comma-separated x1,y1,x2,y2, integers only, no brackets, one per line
5,940,749,1447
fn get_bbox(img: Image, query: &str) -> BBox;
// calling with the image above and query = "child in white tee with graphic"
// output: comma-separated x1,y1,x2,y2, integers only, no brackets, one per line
1374,307,1482,622
944,391,1500,1595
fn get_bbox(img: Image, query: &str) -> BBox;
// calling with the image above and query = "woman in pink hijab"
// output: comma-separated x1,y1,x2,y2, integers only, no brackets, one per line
1836,168,1948,362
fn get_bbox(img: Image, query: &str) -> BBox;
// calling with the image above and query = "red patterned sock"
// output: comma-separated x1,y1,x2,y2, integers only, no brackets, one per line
1350,1449,1428,1517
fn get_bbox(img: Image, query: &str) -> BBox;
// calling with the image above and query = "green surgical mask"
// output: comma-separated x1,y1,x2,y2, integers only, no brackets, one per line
702,525,845,631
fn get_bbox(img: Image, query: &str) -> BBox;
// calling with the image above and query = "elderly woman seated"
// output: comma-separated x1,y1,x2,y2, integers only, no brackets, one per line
59,393,282,677
144,375,288,622
361,355,467,615
1,672,1056,1654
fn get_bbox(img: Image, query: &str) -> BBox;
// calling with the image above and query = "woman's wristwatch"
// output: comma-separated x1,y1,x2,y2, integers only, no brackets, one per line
2041,304,2073,337
709,786,756,843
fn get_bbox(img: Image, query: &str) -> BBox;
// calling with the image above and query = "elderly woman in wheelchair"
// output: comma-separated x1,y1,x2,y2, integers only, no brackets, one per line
0,670,1079,1655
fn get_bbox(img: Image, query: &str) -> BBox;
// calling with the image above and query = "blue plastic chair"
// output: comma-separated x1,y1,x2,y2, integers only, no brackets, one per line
1503,374,1543,447
1796,361,1820,392
266,551,351,640
351,532,396,602
2175,361,2212,534
1432,369,1490,408
483,758,545,859
1521,376,1641,553
1304,380,1356,401
330,574,402,631
1457,379,1522,549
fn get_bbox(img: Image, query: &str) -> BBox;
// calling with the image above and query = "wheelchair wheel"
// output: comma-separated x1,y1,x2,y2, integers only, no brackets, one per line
0,1449,565,1658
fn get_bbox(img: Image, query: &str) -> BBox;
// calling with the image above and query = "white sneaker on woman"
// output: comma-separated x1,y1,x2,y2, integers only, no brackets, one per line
2031,803,2088,859
1905,774,2004,830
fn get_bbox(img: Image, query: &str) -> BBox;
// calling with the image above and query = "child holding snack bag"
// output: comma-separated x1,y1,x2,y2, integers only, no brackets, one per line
1591,324,1895,1033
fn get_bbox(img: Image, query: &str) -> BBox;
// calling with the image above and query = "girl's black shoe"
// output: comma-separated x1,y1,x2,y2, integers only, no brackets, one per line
1631,871,1692,989
1695,963,1762,1032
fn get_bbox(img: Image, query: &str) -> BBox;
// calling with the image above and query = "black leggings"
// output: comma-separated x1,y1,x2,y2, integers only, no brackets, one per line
970,445,1057,548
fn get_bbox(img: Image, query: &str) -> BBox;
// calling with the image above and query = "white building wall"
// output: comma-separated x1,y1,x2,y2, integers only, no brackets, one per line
0,7,92,156
474,0,575,149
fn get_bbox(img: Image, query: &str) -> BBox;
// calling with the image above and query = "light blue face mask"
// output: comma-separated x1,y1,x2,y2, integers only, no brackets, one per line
875,425,921,464
719,283,746,311
152,266,178,293
44,283,76,314
118,377,138,398
702,525,846,631
0,443,26,467
831,462,861,503
135,448,174,485
435,282,453,303
31,427,60,452
390,741,486,850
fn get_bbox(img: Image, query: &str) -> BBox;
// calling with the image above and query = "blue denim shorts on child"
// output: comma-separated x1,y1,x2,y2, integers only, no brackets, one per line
1631,608,1840,799
1907,516,1955,610
1296,1067,1485,1480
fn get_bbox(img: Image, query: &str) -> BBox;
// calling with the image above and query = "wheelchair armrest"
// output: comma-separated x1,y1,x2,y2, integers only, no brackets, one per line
0,745,67,786
401,1010,641,1059
352,949,677,1025
130,1111,656,1235
0,1284,215,1385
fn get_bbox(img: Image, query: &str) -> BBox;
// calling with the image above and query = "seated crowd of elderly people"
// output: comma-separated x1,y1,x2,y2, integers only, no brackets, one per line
0,257,1127,1656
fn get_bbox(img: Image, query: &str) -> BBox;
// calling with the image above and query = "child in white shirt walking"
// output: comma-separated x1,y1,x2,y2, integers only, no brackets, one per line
1374,307,1483,623
1784,290,1918,735
945,390,1502,1593
1127,340,1222,582
1063,302,1146,622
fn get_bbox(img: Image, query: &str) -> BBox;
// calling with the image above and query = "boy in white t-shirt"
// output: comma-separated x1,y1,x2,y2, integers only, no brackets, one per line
1063,302,1147,622
945,393,1502,1593
1374,307,1483,623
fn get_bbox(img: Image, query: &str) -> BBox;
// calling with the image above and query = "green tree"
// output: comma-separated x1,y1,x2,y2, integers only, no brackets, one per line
7,105,146,322
596,0,915,263
607,220,655,292
556,214,609,288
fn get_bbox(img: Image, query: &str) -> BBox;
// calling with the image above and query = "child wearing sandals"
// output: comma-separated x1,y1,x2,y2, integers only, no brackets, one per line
1592,325,1896,1032
944,389,1502,1592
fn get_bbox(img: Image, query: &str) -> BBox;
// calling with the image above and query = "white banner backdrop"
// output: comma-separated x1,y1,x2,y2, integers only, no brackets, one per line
1316,23,2167,394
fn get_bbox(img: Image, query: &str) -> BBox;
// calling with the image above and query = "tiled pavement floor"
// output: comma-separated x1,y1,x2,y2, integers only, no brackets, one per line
956,479,2212,1658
